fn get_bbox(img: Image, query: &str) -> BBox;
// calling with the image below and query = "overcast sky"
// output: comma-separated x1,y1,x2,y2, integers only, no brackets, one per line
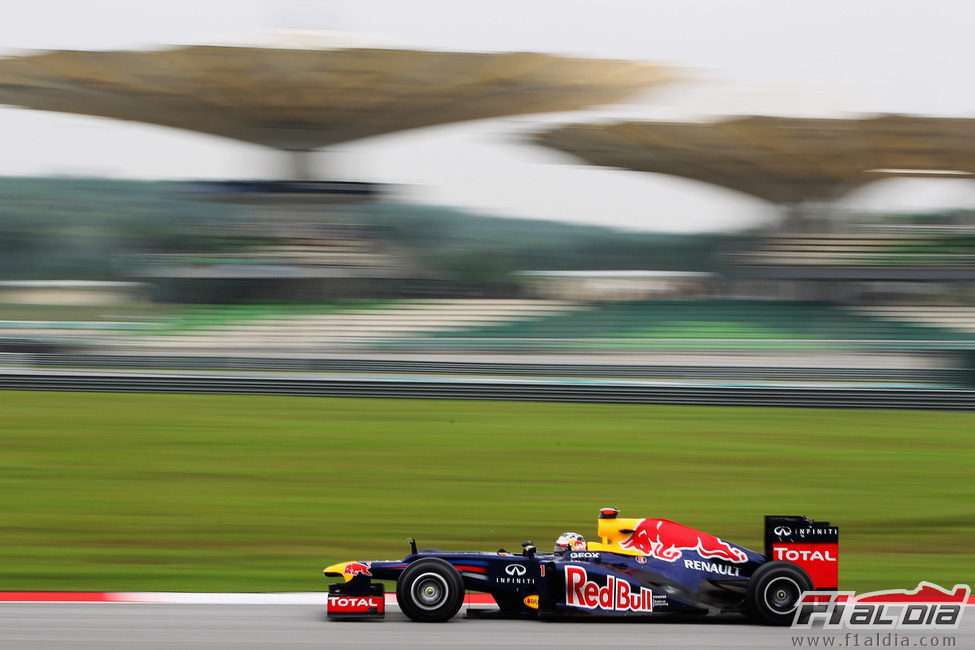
2,0,975,232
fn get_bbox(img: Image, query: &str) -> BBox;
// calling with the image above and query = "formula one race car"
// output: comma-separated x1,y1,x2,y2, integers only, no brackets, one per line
323,508,838,626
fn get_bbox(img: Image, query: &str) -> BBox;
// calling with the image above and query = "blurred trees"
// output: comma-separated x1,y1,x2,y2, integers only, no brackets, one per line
0,177,232,279
0,177,739,286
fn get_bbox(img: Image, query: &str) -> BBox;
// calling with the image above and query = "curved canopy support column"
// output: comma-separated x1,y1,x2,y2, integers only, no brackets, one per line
288,150,315,181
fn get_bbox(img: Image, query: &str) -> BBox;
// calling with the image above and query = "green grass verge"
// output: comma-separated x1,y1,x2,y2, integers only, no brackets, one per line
1,391,972,593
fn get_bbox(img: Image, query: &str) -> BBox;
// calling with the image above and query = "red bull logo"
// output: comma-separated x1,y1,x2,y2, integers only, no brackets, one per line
343,562,373,579
618,518,748,564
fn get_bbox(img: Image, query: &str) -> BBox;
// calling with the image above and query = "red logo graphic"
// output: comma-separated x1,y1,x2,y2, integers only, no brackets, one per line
619,518,748,564
793,582,971,629
855,582,969,604
343,562,373,578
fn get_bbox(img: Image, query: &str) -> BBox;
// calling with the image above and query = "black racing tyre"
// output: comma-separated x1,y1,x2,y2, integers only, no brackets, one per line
746,561,812,626
395,558,465,622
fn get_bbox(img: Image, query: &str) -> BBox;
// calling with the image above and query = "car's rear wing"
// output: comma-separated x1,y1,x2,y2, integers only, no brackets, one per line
764,515,839,590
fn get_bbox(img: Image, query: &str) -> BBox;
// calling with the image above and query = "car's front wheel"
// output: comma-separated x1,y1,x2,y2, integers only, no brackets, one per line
746,561,812,625
396,558,465,622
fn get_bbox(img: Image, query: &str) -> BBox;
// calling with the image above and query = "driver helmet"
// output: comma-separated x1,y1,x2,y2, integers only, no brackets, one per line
554,532,586,554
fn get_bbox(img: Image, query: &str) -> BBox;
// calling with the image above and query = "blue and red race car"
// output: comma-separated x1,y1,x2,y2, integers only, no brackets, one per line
323,508,838,625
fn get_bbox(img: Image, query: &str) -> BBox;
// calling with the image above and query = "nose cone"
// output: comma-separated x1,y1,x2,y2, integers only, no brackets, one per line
323,561,352,579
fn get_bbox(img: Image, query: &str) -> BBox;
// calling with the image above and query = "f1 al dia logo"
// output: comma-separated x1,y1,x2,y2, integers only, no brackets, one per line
792,582,970,630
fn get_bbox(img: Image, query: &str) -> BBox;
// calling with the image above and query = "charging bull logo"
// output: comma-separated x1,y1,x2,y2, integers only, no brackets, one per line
343,562,373,579
618,519,748,564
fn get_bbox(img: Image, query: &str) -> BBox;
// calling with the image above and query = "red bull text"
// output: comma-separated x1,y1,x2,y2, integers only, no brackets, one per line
565,566,654,613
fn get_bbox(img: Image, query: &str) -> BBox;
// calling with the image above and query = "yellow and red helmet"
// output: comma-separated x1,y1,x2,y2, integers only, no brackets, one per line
554,531,586,554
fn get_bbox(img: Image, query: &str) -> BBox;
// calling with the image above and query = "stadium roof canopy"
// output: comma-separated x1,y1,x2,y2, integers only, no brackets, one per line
534,115,975,204
0,45,668,152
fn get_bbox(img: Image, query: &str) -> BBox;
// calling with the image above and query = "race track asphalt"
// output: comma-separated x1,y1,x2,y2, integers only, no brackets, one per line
2,604,972,650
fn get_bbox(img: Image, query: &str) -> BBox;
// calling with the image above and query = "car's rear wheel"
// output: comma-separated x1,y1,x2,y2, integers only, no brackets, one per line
396,558,465,622
746,561,812,626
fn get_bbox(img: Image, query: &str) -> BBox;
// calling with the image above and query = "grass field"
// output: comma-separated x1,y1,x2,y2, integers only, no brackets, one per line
1,391,973,593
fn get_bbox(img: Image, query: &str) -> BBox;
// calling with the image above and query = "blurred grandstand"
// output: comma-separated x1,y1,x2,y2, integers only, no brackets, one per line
535,117,975,306
1,175,973,387
1,44,974,386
